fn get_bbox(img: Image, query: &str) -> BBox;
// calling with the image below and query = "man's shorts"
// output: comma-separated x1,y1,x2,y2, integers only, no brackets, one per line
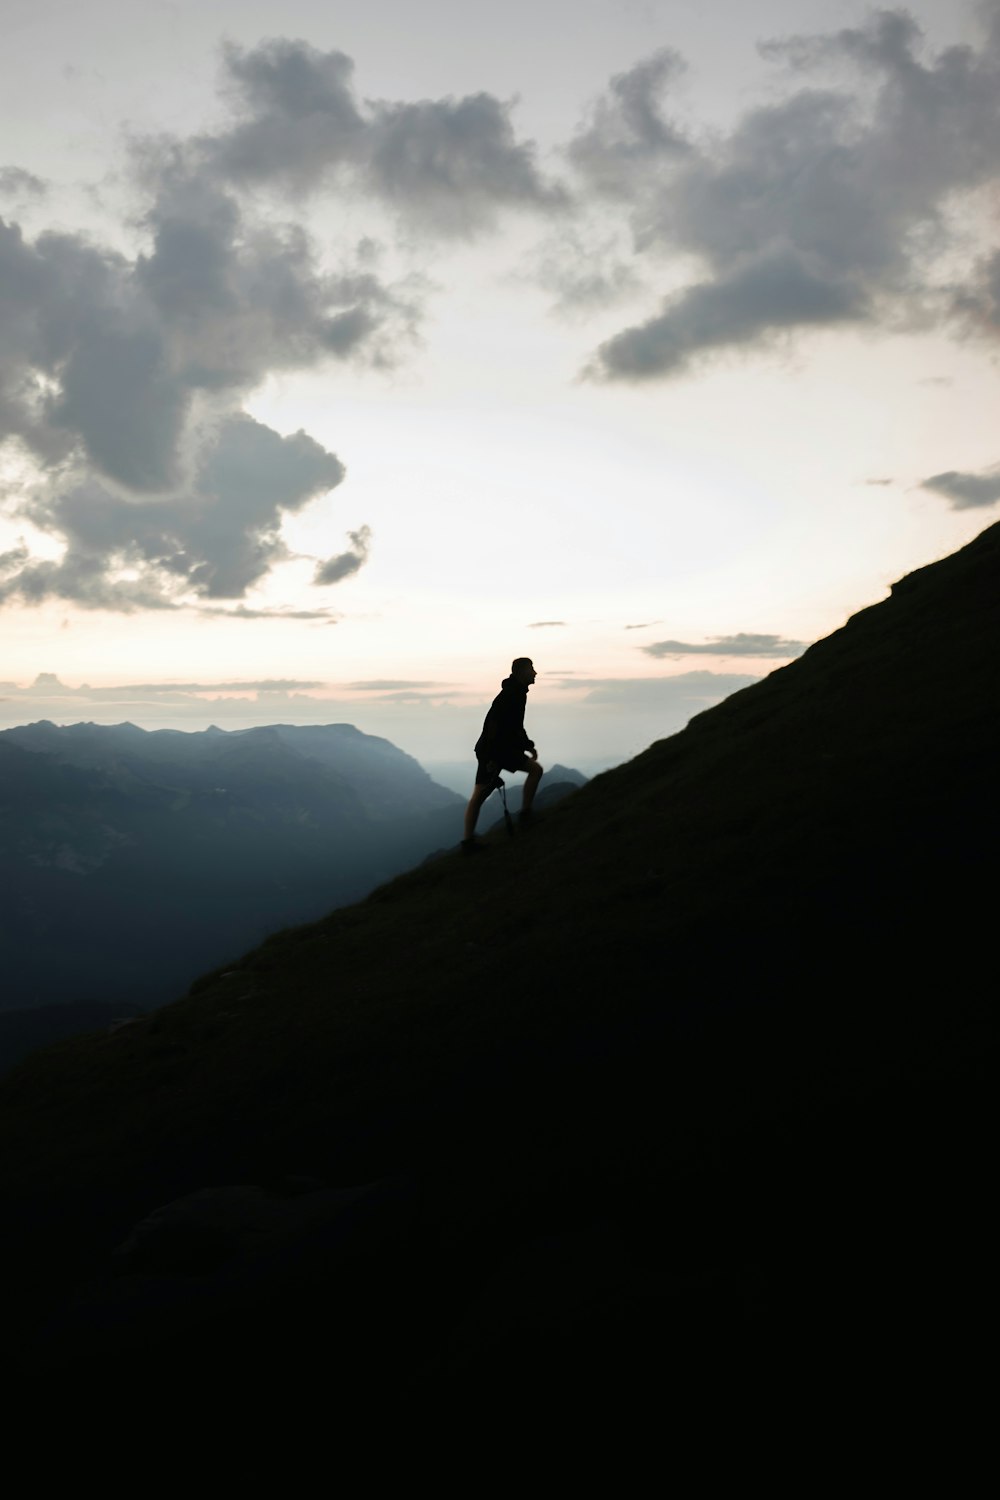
475,751,534,787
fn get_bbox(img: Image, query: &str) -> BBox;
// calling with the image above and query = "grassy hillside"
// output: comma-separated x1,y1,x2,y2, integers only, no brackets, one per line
3,520,998,1402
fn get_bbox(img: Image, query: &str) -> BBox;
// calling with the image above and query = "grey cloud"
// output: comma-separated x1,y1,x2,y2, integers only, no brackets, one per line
0,542,30,572
921,466,1000,509
538,247,640,313
643,633,809,658
594,248,862,379
0,109,419,597
116,679,326,693
952,248,1000,337
314,524,372,585
1,671,82,698
568,49,691,197
586,11,1000,378
2,413,345,610
0,556,153,613
0,554,180,613
213,40,365,190
368,93,564,234
0,673,343,728
865,477,893,485
185,414,345,597
4,674,325,697
0,167,47,199
1,186,410,499
363,689,458,703
624,620,660,630
347,680,449,691
208,39,562,234
0,217,154,478
528,620,566,628
757,8,923,72
571,670,759,710
527,226,642,318
132,159,421,387
2,37,539,622
194,603,339,620
55,319,190,493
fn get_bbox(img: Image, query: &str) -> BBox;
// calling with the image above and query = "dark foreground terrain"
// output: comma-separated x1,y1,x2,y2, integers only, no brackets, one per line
2,522,998,1419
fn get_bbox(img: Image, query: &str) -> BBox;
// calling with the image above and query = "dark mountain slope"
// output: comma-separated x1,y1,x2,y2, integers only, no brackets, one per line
2,521,999,1404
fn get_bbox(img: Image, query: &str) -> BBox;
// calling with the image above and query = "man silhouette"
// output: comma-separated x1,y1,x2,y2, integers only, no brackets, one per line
462,658,544,852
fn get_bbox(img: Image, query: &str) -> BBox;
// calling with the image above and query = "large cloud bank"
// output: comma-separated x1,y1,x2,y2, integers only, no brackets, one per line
577,10,1000,381
2,11,999,618
0,37,559,614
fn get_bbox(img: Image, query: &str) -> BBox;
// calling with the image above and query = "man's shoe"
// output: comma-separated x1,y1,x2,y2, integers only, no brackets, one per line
461,837,488,855
518,807,537,827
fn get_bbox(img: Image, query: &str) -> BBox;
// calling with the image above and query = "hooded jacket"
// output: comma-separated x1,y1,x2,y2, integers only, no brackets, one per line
474,676,535,764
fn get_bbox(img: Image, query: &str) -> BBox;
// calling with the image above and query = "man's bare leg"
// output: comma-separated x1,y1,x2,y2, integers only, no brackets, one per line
463,783,492,840
522,761,543,812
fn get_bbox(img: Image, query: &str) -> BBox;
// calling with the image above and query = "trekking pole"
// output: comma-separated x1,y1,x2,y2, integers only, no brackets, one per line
497,777,516,837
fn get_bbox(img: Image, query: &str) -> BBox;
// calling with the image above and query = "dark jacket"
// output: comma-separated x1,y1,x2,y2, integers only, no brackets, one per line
475,677,534,764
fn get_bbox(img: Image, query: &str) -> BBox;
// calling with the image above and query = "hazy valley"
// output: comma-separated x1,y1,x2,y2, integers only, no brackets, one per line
0,722,464,1036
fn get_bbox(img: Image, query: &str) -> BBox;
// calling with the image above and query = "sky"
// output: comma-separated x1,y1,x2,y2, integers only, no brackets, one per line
1,0,998,777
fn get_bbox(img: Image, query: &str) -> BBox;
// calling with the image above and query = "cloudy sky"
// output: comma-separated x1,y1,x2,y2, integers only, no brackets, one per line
2,0,998,776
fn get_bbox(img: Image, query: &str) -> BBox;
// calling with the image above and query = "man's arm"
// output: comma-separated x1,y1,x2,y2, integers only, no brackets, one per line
476,701,504,773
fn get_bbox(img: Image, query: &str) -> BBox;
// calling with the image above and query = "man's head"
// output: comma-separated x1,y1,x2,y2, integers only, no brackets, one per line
511,657,537,686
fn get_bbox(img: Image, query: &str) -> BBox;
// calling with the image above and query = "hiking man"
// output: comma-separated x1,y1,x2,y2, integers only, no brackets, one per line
462,658,544,852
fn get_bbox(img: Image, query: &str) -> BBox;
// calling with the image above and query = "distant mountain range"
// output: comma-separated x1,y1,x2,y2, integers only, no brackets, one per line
0,720,469,1021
